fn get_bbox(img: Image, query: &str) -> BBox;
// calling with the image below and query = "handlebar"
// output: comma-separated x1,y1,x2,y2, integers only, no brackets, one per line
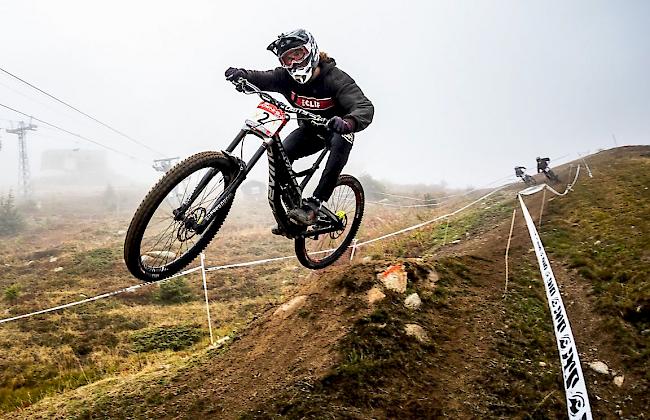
231,78,329,126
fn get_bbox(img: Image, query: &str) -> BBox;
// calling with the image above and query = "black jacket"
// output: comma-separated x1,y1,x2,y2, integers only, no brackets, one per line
242,58,374,132
537,158,550,172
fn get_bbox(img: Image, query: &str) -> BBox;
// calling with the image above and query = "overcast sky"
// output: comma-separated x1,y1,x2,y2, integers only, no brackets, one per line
0,0,648,192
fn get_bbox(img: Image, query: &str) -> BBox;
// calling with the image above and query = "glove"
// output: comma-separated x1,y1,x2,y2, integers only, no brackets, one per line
327,116,355,134
225,67,247,81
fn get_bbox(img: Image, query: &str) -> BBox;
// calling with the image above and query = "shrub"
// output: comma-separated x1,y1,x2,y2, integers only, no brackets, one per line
0,192,24,236
132,325,202,352
67,248,116,275
3,284,20,304
155,278,194,304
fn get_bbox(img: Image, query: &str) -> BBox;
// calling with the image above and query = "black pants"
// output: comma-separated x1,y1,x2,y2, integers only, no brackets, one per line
282,124,353,202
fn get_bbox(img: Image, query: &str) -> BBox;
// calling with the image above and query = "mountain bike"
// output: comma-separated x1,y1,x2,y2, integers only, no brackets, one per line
124,78,365,282
515,167,537,187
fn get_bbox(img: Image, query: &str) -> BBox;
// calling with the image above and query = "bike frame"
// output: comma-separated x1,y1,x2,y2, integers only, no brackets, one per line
175,103,343,239
247,129,342,235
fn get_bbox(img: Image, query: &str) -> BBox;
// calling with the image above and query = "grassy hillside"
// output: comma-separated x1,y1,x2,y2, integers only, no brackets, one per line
0,186,455,414
542,148,649,380
3,146,649,419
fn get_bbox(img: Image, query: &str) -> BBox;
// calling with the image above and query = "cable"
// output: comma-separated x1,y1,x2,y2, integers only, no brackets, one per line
369,191,428,201
0,79,65,116
0,102,147,163
0,66,164,157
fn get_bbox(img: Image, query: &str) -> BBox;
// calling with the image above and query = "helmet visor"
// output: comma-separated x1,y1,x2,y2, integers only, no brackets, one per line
279,45,310,68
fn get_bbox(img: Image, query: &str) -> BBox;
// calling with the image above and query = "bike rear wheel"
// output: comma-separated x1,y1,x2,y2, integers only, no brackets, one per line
294,175,364,269
124,152,236,281
545,169,561,183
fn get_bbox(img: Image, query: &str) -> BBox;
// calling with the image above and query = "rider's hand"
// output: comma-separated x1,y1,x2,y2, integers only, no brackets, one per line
225,67,247,81
327,116,355,134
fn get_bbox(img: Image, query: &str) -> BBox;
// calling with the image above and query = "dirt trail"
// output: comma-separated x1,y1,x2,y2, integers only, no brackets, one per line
419,191,545,417
176,269,361,417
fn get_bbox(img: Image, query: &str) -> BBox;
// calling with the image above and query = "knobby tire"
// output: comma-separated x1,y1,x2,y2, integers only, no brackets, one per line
124,152,236,282
295,174,364,269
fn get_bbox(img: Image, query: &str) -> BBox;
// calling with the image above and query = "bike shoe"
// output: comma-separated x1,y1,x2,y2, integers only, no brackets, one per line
271,223,295,239
288,197,321,226
271,224,284,236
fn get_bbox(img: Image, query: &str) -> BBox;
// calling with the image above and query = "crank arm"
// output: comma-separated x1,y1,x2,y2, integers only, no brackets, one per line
296,207,346,239
298,225,341,239
319,206,345,230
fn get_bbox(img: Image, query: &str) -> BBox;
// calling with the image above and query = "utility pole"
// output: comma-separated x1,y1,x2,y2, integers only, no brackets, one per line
6,121,37,196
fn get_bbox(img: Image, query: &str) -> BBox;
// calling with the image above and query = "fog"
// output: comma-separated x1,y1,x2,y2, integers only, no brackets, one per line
1,0,648,194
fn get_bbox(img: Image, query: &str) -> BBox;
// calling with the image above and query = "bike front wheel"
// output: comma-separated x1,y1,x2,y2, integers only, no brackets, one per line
294,175,364,269
124,152,236,281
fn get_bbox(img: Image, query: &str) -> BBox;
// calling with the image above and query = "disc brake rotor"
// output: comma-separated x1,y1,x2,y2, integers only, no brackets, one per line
177,207,206,241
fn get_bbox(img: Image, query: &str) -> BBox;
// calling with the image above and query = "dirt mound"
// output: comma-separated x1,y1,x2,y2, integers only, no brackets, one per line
16,260,443,419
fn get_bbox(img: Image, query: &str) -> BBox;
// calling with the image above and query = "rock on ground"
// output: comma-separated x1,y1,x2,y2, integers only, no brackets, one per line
588,361,609,375
404,293,422,310
425,269,439,289
404,324,429,342
613,375,624,387
367,287,386,304
378,264,408,293
273,295,307,318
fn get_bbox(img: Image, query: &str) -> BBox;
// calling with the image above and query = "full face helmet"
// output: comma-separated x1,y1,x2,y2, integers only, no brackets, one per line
267,29,319,84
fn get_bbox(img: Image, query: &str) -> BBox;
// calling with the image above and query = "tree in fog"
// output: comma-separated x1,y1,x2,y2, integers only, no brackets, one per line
0,192,24,236
359,174,387,201
102,184,118,212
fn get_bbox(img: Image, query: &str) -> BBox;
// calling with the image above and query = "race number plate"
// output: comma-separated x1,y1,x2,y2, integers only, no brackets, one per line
245,101,287,137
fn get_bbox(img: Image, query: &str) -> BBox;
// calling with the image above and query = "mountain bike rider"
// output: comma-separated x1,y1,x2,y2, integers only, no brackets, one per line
224,29,374,233
514,166,526,177
536,157,551,173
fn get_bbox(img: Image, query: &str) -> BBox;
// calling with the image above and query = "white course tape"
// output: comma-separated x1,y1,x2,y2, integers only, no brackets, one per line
367,200,441,208
519,165,581,198
369,191,429,201
199,253,215,345
205,255,296,272
0,266,202,325
0,181,510,325
355,184,509,247
577,154,593,178
504,208,517,294
369,173,515,203
519,184,546,196
518,194,592,420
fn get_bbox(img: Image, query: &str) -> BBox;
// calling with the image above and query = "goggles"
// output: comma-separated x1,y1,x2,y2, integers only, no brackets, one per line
279,45,310,68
